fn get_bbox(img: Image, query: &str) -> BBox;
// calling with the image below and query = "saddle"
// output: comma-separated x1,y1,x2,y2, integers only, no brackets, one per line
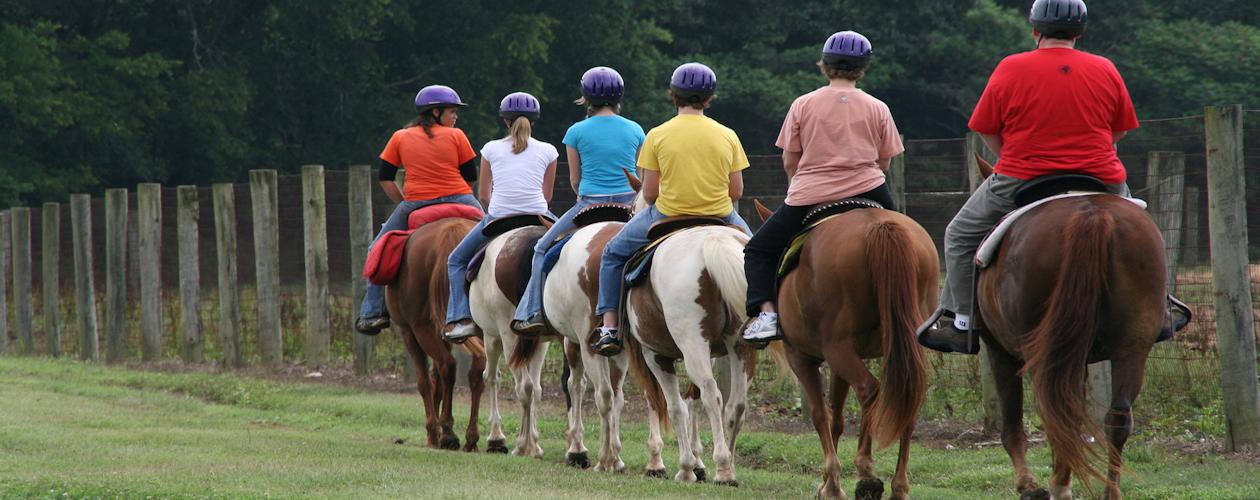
467,213,553,284
540,203,634,275
776,197,884,279
362,203,484,285
625,216,729,287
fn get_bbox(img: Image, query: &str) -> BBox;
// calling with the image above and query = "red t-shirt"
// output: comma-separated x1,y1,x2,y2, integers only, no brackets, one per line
968,48,1138,184
379,125,477,201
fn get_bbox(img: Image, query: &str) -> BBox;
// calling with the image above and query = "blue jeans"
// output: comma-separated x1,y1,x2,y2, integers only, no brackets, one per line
512,193,638,322
445,218,493,324
357,194,482,319
594,205,751,316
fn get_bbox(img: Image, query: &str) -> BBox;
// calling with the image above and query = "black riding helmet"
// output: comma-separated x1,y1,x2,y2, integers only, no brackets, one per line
1029,0,1087,40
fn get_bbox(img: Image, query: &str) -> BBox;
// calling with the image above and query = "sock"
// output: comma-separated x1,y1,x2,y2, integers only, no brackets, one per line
760,312,778,320
954,314,971,330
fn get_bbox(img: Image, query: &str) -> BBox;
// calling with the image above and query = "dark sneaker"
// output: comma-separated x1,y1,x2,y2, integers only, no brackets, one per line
511,316,547,337
444,321,478,343
591,327,623,357
354,315,390,335
917,321,980,355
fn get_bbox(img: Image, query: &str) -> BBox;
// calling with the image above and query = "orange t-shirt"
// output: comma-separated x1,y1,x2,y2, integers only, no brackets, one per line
776,87,903,206
379,125,477,201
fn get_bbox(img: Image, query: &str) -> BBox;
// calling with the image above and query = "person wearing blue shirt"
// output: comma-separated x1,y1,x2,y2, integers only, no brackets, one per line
511,67,645,334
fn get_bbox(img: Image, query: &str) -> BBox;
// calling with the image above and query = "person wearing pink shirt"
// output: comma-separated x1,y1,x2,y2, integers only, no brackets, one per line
742,30,904,343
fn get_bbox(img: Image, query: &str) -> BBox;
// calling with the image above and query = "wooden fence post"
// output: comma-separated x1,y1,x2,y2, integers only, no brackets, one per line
137,183,162,361
302,165,331,366
177,186,203,363
1205,104,1260,451
12,207,33,355
1147,152,1186,294
104,189,128,363
0,211,9,353
70,195,98,361
347,164,376,374
964,133,1003,432
889,134,907,213
1183,190,1201,267
213,184,243,368
41,203,60,357
250,170,282,365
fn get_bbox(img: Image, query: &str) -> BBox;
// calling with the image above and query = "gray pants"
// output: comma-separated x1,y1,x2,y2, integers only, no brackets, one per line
940,173,1131,315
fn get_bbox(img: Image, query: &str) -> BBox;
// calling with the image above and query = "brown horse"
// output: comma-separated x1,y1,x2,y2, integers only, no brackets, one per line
388,217,488,451
973,156,1165,499
754,200,936,500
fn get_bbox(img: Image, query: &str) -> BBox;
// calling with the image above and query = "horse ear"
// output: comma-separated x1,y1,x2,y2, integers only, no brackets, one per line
623,168,642,192
753,199,774,223
974,152,994,180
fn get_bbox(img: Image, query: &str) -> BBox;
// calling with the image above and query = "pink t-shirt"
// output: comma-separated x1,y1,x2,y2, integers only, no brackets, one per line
776,87,904,206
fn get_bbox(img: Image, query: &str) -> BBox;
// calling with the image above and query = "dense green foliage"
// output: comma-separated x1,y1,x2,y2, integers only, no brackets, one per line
2,0,1258,207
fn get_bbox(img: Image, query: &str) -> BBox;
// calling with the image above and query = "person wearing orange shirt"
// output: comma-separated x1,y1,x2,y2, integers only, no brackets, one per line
355,85,482,335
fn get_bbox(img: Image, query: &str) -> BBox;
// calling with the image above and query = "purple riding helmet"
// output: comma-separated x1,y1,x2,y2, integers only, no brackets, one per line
500,92,541,123
669,62,716,103
1030,0,1087,39
580,66,625,106
414,85,467,114
822,31,872,70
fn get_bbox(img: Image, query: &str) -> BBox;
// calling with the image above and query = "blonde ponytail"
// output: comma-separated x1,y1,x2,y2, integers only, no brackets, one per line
509,115,532,154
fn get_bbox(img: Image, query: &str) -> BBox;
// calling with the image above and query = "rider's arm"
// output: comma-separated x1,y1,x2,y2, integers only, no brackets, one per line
728,170,744,202
566,146,581,193
543,159,558,203
460,157,478,193
1112,130,1128,144
877,156,892,171
782,149,802,180
378,159,403,203
979,133,1003,157
642,169,660,204
477,158,492,207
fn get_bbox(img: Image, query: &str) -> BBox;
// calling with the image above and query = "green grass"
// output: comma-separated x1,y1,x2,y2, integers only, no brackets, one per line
1,358,1257,499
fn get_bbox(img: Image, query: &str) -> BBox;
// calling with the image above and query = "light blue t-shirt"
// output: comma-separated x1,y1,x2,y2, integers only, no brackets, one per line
562,115,646,196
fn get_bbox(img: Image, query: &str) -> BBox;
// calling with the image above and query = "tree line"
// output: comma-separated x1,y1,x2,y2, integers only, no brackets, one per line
2,0,1257,207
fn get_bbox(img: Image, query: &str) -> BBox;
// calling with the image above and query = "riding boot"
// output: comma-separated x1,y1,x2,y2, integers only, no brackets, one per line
354,315,390,336
916,310,980,354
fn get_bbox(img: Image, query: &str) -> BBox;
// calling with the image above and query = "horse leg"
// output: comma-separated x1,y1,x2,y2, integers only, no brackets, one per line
483,336,508,453
402,330,440,448
463,344,486,452
828,373,850,449
646,354,697,482
1104,350,1148,500
823,343,881,497
434,349,461,450
584,348,617,471
724,349,751,453
521,338,548,458
644,377,667,477
989,345,1043,497
565,340,591,468
786,347,844,499
680,349,736,486
890,421,915,500
687,394,707,482
608,354,628,472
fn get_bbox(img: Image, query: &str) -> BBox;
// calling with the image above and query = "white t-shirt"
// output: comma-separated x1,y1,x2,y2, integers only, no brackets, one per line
480,137,558,218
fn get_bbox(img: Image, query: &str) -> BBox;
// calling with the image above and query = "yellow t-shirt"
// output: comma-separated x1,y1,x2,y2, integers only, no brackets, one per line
638,114,749,216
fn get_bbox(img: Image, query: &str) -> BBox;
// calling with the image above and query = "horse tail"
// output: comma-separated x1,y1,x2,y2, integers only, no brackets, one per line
458,337,485,358
508,337,542,369
700,229,749,324
1024,206,1113,485
866,221,929,449
624,333,670,430
427,220,468,331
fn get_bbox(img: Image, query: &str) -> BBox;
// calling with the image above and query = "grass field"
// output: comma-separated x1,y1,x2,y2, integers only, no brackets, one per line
1,357,1256,499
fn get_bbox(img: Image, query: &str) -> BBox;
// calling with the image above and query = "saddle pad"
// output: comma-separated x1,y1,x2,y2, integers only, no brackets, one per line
407,203,484,229
646,216,726,241
362,230,413,285
776,213,844,278
975,192,1147,268
541,233,575,274
623,230,679,287
466,247,488,285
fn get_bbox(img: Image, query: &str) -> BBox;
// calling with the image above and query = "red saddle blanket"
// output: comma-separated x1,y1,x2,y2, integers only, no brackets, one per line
362,203,484,285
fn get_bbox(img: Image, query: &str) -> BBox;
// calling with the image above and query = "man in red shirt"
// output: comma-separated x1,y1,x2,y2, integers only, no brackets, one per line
920,0,1154,354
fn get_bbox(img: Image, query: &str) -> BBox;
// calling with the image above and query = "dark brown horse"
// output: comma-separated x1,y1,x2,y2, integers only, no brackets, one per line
755,200,936,500
388,218,488,451
973,156,1166,499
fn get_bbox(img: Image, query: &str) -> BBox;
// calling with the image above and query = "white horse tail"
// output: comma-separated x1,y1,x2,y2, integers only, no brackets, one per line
699,227,750,323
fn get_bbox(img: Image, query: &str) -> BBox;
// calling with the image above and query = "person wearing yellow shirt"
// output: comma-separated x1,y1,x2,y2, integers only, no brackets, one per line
590,62,751,356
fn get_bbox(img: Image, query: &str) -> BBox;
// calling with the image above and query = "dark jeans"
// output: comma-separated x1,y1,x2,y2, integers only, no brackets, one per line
743,183,895,316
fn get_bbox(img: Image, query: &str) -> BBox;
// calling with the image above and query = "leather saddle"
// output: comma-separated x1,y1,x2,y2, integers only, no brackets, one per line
777,197,885,279
467,214,553,284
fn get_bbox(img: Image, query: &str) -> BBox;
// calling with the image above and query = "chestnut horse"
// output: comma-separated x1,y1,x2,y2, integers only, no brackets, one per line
973,156,1166,499
388,218,487,451
754,200,935,500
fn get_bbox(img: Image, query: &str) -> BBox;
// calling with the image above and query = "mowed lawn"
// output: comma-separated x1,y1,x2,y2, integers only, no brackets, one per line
1,358,1256,499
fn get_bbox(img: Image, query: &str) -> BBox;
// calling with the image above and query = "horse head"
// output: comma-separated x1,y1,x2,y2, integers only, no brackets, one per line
622,168,650,213
752,199,774,223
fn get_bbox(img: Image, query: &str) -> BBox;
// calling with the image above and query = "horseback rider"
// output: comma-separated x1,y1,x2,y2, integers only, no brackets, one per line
355,85,484,335
919,0,1177,354
741,30,905,344
589,62,753,357
510,67,646,336
444,92,559,342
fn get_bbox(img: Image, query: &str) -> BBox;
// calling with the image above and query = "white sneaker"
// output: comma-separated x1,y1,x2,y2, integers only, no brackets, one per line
741,312,781,342
444,322,478,343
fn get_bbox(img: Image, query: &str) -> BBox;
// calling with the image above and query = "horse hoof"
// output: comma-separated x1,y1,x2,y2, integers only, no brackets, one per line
715,479,739,488
855,478,885,500
438,436,461,450
567,451,591,469
462,443,478,453
1020,490,1050,500
486,439,509,454
693,467,707,483
646,468,667,479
